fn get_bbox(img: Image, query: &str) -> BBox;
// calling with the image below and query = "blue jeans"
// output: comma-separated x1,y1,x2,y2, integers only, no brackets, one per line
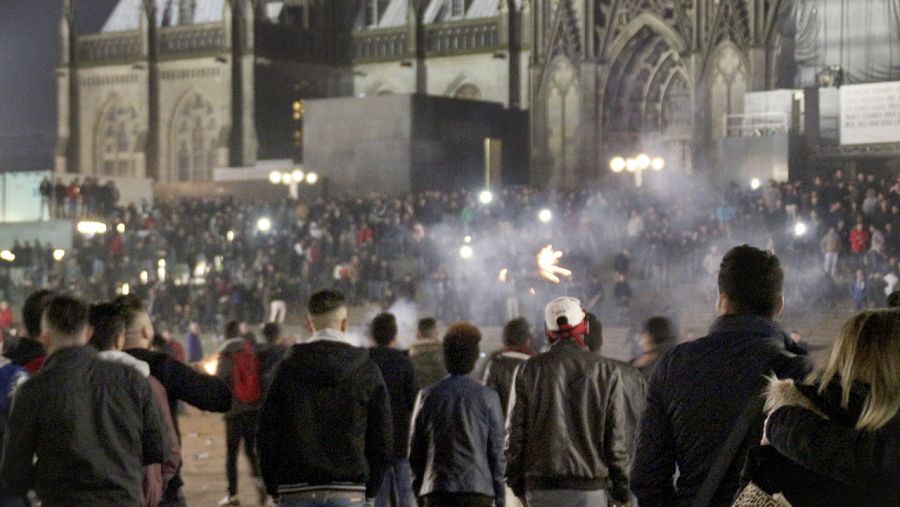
278,490,368,507
375,459,414,507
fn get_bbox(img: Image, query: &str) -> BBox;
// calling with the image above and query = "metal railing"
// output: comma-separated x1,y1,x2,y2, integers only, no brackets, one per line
724,112,790,137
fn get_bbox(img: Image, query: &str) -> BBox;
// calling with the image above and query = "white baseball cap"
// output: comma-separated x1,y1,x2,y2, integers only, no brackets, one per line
544,296,586,332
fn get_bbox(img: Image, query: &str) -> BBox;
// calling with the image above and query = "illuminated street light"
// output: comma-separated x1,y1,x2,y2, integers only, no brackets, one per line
459,244,474,259
226,230,235,242
291,169,305,183
464,235,472,244
140,270,149,284
257,217,272,233
636,153,651,170
268,171,282,184
120,283,130,296
0,250,14,262
116,223,126,233
609,157,626,173
478,190,494,204
794,222,808,237
305,172,319,184
625,158,638,172
651,157,665,171
538,208,552,223
751,178,761,190
52,249,65,261
280,172,292,185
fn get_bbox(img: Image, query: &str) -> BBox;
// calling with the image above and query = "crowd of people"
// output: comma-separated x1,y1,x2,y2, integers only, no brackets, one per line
0,245,897,507
7,170,899,341
38,175,121,219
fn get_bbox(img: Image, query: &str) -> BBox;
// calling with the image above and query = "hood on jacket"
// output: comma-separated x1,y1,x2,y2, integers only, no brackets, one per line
765,377,828,418
286,341,371,386
98,350,151,378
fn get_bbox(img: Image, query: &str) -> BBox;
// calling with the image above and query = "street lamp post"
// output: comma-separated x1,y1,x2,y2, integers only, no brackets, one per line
268,168,319,198
609,153,665,187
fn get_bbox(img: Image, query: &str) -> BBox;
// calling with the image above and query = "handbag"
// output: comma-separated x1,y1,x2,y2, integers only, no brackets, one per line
732,481,793,507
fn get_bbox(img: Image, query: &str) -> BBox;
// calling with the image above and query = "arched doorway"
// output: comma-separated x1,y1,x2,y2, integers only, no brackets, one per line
602,21,692,173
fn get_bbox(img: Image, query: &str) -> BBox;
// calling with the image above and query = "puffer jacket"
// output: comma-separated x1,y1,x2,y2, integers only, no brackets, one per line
757,378,900,506
409,374,505,506
409,339,447,389
506,339,630,503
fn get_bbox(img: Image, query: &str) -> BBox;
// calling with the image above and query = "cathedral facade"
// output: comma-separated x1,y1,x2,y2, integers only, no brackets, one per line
56,0,791,187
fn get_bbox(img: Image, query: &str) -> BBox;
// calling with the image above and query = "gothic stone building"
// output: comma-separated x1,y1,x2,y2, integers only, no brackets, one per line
57,0,784,188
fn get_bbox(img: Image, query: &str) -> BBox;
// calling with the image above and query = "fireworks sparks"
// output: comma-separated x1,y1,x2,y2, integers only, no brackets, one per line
537,245,572,284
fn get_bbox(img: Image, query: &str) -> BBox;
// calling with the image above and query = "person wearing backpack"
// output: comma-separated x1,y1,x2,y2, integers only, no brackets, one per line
216,324,266,506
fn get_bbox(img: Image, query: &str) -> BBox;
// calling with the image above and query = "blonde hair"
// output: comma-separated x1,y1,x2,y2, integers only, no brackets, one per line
819,310,900,431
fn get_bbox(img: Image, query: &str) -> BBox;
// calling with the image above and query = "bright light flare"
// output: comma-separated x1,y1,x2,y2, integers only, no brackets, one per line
268,171,282,184
498,268,508,283
116,223,126,233
305,172,319,184
464,235,472,244
140,270,149,284
636,153,651,170
291,169,305,183
625,158,638,172
120,283,130,295
478,190,494,204
609,157,626,173
52,249,65,261
537,245,572,284
257,217,272,233
202,356,219,375
794,222,808,237
0,250,14,262
76,221,108,235
538,209,552,223
459,245,473,259
651,157,665,171
280,172,292,185
751,178,761,190
226,230,235,242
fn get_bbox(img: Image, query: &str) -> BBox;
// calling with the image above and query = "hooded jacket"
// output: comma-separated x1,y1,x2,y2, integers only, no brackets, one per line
99,351,182,507
258,333,393,499
756,378,900,506
631,315,814,507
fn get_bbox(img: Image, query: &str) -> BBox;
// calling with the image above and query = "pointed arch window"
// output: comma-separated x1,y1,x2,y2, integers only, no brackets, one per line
171,92,218,181
96,97,139,177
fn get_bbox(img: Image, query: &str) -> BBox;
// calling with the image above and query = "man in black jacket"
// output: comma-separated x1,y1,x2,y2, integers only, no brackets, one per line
258,289,392,506
631,245,814,507
117,295,232,507
368,312,418,507
482,317,533,416
506,296,631,507
0,295,168,506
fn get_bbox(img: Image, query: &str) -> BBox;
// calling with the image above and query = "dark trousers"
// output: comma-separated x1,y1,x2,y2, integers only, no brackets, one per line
226,410,261,495
423,493,493,507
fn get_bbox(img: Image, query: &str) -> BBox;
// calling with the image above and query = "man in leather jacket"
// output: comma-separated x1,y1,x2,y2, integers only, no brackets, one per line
506,297,631,507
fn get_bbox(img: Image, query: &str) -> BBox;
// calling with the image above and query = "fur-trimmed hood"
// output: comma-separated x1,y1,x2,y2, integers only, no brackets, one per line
764,377,828,419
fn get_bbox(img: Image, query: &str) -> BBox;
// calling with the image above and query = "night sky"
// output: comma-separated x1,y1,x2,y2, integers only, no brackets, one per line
0,0,118,171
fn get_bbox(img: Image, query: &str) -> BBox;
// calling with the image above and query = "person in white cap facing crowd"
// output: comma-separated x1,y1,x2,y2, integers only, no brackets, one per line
505,296,631,507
